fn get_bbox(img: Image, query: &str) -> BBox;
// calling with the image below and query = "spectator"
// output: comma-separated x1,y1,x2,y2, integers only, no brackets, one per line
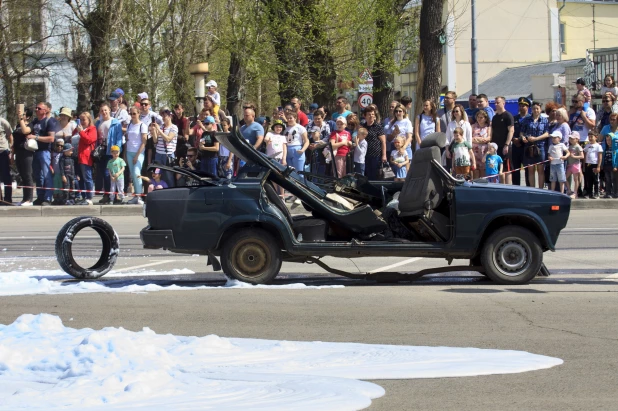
240,108,264,150
0,115,12,204
172,104,189,160
146,168,168,192
265,119,287,164
218,118,234,179
491,96,514,184
330,116,352,178
206,80,221,117
306,110,331,175
566,132,584,198
449,127,476,179
51,138,64,205
521,101,549,188
383,101,399,133
353,127,368,175
600,127,618,198
95,103,124,204
59,143,77,205
205,95,227,126
75,112,96,205
125,106,147,204
290,97,309,127
176,147,201,187
596,92,617,132
483,142,503,184
109,91,129,127
386,103,414,168
548,132,570,194
150,107,177,188
198,116,219,176
361,104,386,180
107,145,126,204
569,94,596,145
574,78,591,103
438,90,456,133
307,103,318,121
552,107,571,145
55,107,77,142
444,104,471,169
471,110,491,179
601,74,618,98
477,94,494,122
390,136,409,181
466,94,479,124
284,111,309,174
13,107,34,206
138,97,163,168
512,97,531,186
189,108,209,149
583,131,603,198
24,101,58,205
414,99,439,150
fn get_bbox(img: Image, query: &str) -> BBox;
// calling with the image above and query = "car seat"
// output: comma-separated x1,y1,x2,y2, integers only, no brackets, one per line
397,132,451,241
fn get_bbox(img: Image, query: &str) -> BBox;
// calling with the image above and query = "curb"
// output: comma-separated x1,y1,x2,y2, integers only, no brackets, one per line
0,199,615,217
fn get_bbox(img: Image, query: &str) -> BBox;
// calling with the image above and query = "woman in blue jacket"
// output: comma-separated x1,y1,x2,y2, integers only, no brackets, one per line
599,112,618,198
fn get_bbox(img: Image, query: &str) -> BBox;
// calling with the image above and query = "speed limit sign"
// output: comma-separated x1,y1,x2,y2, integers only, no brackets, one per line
358,93,373,108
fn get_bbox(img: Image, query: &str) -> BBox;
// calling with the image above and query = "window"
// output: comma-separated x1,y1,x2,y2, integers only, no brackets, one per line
7,0,42,44
560,22,566,54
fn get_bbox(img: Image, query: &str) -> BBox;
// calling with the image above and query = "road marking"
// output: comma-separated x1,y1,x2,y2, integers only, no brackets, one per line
368,257,423,273
562,228,618,232
108,260,175,274
0,235,141,240
603,273,618,281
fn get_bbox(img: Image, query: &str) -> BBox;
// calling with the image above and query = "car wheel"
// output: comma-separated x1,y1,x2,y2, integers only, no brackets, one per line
55,216,119,279
221,228,282,285
480,226,542,285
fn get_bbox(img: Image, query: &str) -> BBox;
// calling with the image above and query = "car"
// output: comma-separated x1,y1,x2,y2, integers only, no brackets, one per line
138,126,571,286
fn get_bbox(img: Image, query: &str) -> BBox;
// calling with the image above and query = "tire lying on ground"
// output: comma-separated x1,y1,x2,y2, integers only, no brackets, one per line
55,216,119,279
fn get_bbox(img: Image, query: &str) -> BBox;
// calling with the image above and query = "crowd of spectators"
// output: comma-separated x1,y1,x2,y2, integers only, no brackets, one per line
1,75,618,206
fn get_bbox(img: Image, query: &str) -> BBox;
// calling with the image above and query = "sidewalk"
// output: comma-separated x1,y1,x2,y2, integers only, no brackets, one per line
0,198,615,217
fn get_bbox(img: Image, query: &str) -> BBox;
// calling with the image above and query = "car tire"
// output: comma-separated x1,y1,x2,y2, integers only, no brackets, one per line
221,228,282,285
55,216,119,279
480,225,542,285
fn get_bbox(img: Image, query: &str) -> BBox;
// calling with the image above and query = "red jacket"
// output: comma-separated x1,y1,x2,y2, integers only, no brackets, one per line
78,125,97,166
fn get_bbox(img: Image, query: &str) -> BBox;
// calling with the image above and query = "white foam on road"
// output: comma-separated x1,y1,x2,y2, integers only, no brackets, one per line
0,270,343,296
0,314,562,411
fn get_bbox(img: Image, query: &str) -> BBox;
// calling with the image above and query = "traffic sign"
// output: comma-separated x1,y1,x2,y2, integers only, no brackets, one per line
359,68,373,84
358,93,373,108
359,83,373,93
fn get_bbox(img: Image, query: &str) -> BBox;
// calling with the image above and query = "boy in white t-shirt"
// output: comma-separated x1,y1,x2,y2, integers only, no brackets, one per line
547,131,570,193
353,127,368,175
206,80,221,117
583,131,603,198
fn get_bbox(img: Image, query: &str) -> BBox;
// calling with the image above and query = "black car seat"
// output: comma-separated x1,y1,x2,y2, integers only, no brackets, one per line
264,183,329,242
397,132,450,241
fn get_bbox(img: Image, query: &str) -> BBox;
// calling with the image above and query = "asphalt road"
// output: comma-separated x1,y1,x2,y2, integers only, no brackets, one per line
1,211,617,410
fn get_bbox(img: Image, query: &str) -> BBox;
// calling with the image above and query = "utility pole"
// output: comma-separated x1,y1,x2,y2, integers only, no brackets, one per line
592,4,596,51
471,0,478,95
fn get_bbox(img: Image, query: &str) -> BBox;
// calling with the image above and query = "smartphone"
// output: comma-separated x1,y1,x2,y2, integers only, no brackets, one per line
583,102,590,111
277,106,283,112
17,103,24,115
151,116,155,124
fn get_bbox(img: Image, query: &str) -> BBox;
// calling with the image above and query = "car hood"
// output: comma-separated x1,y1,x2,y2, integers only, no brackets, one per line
466,180,568,197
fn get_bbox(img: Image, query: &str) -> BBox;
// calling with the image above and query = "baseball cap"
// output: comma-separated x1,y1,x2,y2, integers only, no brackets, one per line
206,80,218,88
569,131,580,140
108,91,120,101
574,78,586,86
256,116,266,125
309,103,319,110
138,92,149,100
154,168,162,174
63,143,73,152
114,88,125,96
204,116,215,124
110,145,120,152
335,116,347,125
550,130,562,139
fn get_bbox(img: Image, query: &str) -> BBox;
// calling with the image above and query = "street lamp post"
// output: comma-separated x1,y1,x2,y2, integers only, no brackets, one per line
188,62,209,114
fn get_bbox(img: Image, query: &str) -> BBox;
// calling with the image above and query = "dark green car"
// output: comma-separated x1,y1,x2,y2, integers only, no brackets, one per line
140,129,571,285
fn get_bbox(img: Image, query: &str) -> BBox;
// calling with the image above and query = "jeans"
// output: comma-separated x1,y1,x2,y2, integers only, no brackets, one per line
353,162,365,175
126,151,144,194
201,156,219,176
365,156,381,180
32,150,52,202
603,164,618,197
218,156,233,179
0,150,13,203
80,164,94,199
15,151,34,202
154,152,175,188
96,155,112,194
286,146,305,173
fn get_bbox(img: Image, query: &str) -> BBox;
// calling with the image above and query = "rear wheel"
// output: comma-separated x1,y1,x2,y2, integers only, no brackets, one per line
480,226,542,285
221,228,282,284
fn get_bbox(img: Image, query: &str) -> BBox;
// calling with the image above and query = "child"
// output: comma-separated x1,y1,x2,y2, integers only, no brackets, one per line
450,127,476,179
548,132,570,194
51,139,64,205
264,120,287,165
330,116,352,178
59,143,78,205
566,132,584,198
483,142,503,183
601,131,618,198
353,127,368,175
107,145,127,204
584,131,603,198
217,118,234,179
206,80,221,117
390,136,409,181
145,168,168,192
601,74,618,98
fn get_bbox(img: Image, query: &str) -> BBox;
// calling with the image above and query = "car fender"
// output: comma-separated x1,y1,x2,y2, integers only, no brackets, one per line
214,212,296,251
474,209,555,252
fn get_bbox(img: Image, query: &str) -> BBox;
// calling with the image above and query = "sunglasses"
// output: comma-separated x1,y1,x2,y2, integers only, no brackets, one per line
141,103,150,106
35,107,45,111
603,99,612,102
55,144,64,147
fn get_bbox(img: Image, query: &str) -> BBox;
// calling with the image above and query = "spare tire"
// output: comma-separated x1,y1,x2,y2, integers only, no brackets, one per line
55,216,119,279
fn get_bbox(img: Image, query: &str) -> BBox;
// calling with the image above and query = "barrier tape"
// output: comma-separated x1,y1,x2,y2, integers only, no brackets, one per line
6,184,147,198
503,159,551,176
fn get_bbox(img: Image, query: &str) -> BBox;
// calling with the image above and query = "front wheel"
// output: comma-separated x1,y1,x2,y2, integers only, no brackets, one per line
480,226,542,285
221,228,282,285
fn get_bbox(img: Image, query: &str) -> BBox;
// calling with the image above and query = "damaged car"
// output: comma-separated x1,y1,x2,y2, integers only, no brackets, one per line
137,125,571,286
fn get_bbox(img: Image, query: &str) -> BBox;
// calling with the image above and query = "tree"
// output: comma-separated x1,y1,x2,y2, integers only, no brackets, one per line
414,0,445,117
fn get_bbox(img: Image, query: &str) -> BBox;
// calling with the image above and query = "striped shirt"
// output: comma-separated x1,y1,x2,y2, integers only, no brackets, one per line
156,124,178,155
